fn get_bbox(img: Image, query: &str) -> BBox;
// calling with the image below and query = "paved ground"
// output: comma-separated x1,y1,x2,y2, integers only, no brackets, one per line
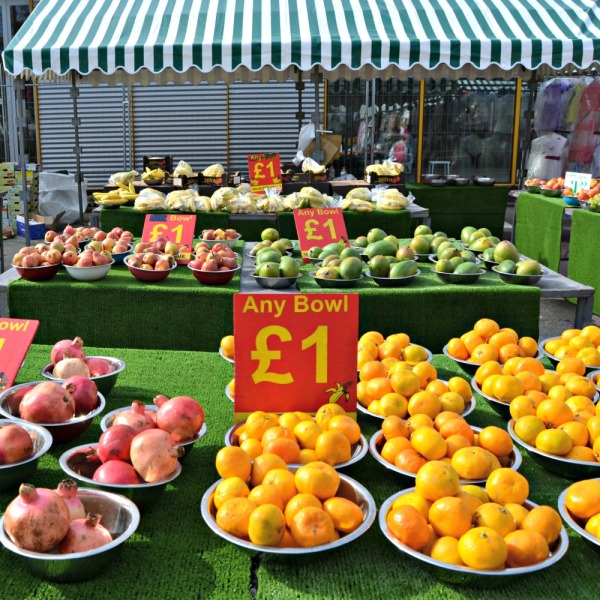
1,203,599,340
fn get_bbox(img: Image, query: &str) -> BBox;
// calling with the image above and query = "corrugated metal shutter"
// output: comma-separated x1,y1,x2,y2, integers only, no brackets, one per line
37,83,130,186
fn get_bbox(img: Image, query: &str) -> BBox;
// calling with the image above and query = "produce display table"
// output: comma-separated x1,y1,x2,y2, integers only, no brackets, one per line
0,345,593,599
406,183,509,239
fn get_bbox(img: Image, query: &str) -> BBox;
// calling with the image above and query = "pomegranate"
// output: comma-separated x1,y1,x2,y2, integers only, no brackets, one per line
5,385,35,414
0,424,34,464
112,401,156,434
130,429,184,482
56,479,86,521
154,394,205,442
4,484,71,552
53,357,90,379
59,513,113,554
85,357,113,377
19,382,76,423
98,424,136,463
93,460,140,485
63,376,98,415
50,336,86,365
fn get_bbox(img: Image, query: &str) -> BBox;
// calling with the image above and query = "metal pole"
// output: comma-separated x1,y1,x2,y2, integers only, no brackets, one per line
363,80,369,169
518,70,538,189
311,71,324,163
370,78,377,165
71,72,84,224
14,79,30,246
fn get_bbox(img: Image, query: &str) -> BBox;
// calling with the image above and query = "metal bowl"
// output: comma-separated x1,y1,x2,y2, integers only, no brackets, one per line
109,243,133,264
126,257,177,282
63,261,114,281
455,177,470,186
473,177,496,187
414,252,436,263
442,345,481,375
0,419,53,492
225,382,234,403
507,419,600,480
0,487,140,582
59,443,182,512
492,265,546,285
201,468,376,555
558,482,600,555
525,185,541,194
99,405,207,461
41,356,126,396
367,268,420,287
470,376,511,420
429,255,481,266
198,234,241,249
219,347,234,364
143,178,164,186
309,271,363,288
588,370,600,394
14,263,61,281
252,273,302,289
540,337,600,373
540,186,563,197
435,268,485,285
0,383,106,444
379,487,568,586
429,178,447,187
188,263,240,285
421,174,439,185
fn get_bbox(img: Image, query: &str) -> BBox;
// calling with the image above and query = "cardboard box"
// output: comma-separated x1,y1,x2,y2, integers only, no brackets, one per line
17,213,48,239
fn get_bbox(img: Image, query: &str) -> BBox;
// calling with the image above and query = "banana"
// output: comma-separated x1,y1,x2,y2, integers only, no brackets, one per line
342,198,375,212
94,187,138,206
141,167,166,181
346,187,372,201
202,163,225,178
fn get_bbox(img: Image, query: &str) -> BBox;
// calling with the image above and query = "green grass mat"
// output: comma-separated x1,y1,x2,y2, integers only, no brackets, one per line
297,260,540,353
567,209,600,314
406,184,508,238
514,193,565,272
2,348,594,599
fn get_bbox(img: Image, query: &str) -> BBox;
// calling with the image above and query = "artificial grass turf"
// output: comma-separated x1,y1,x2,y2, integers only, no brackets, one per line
1,347,590,599
514,192,565,272
567,209,600,315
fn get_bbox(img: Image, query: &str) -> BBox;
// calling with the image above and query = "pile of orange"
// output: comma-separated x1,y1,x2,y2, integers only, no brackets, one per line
357,330,430,370
212,450,364,548
220,334,235,360
563,479,600,540
385,461,563,569
446,318,539,365
357,353,472,419
542,326,600,367
378,412,514,479
229,405,361,467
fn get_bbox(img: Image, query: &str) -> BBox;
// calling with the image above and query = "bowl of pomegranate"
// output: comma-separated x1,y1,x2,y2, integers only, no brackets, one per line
0,419,53,492
99,396,207,461
188,259,241,285
125,252,177,282
0,380,106,444
63,250,114,281
0,483,140,582
58,431,183,512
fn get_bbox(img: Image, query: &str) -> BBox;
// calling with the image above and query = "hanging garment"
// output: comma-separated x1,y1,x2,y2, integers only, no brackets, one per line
567,80,600,164
528,133,568,180
533,78,567,135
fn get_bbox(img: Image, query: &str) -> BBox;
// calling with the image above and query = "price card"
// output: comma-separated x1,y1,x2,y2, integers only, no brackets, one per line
248,152,281,193
233,293,358,422
0,318,40,392
564,171,592,194
293,207,349,261
142,214,196,264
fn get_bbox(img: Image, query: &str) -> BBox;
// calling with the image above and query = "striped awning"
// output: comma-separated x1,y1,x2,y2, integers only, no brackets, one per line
3,0,600,84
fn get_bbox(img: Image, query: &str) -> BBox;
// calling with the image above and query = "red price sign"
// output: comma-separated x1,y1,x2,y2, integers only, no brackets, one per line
248,152,281,193
293,208,349,261
142,214,196,264
0,318,39,392
233,293,358,422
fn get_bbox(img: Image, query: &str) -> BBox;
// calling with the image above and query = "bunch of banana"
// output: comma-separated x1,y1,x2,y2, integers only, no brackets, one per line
365,160,404,176
237,183,252,194
109,170,138,185
133,189,167,211
194,196,212,212
210,187,236,211
375,188,411,211
346,187,372,201
341,198,375,212
173,160,194,177
227,194,258,214
93,182,138,206
257,195,283,213
301,157,326,174
202,163,225,178
166,189,199,212
282,193,310,211
141,167,166,181
298,186,327,208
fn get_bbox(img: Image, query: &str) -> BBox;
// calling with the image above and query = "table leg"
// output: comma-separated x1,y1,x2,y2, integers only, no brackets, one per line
575,295,595,329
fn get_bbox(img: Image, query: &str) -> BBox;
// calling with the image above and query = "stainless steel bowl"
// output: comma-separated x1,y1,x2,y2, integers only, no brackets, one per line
471,376,511,420
0,419,53,492
309,271,363,288
0,488,140,582
430,178,447,187
492,265,547,286
219,347,234,364
0,382,106,444
367,268,420,287
59,443,182,512
379,487,568,586
455,177,470,186
507,419,600,479
558,482,600,555
539,337,600,373
473,177,496,187
201,469,376,554
252,273,302,289
225,383,234,403
589,370,600,394
435,268,485,285
41,356,126,396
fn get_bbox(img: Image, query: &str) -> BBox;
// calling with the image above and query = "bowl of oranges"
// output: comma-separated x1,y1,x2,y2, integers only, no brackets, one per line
558,479,600,554
540,326,600,372
589,370,600,394
378,462,569,585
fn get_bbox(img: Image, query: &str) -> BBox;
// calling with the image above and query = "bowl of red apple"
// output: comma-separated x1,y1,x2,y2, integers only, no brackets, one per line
188,244,240,285
198,228,241,249
125,251,177,282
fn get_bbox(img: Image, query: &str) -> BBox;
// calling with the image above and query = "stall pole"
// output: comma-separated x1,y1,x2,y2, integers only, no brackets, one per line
363,80,370,169
518,70,538,189
416,80,426,182
14,78,30,246
510,78,523,186
70,73,85,224
311,71,324,163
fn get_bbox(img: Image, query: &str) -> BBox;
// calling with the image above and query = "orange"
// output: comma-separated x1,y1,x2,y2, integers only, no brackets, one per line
434,410,465,431
247,483,285,511
518,337,539,358
547,385,573,402
407,391,442,419
456,490,483,516
471,343,499,364
447,376,473,402
539,371,560,394
261,425,295,447
262,437,301,464
558,420,589,447
544,337,568,355
220,335,235,359
365,377,394,401
356,381,370,407
415,460,460,501
535,429,573,456
445,434,472,458
381,436,413,464
521,505,563,545
315,430,352,466
461,484,490,504
250,452,287,487
438,417,475,444
585,512,600,537
498,343,524,364
278,412,303,432
576,347,600,366
514,356,546,377
293,420,322,450
412,362,438,389
556,356,586,377
505,530,549,567
245,411,279,440
387,361,413,377
502,356,524,376
475,360,503,386
428,496,472,538
284,493,322,528
357,349,373,371
565,445,596,462
587,416,600,444
510,395,536,420
382,415,409,440
262,468,297,505
489,330,519,351
240,438,263,459
386,505,431,550
569,335,594,351
227,378,235,399
451,446,496,480
486,468,529,505
564,479,600,520
298,448,319,464
565,375,597,399
323,497,364,533
386,332,411,348
515,371,542,393
294,411,314,423
294,461,340,500
215,497,257,538
278,529,300,548
429,536,465,566
378,392,409,418
290,506,335,547
315,403,346,430
213,476,250,510
499,326,519,341
390,369,421,397
536,398,574,428
381,356,400,372
406,413,434,433
461,330,485,355
438,392,466,415
492,375,525,402
514,415,546,445
395,448,428,473
474,318,501,341
525,390,548,407
360,330,385,346
504,502,530,527
582,325,600,346
403,344,429,365
328,415,361,445
392,492,432,521
359,360,387,381
410,426,447,461
478,426,514,457
247,504,286,546
426,379,450,397
472,502,517,536
574,411,593,425
457,526,508,570
555,345,578,360
357,339,379,360
215,446,253,481
561,328,582,341
447,338,469,360
565,395,596,415
377,339,404,360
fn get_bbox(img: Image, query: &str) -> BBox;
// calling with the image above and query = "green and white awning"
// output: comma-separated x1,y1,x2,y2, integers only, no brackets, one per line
3,0,600,83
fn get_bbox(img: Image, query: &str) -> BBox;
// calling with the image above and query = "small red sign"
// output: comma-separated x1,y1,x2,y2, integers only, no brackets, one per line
233,293,358,422
142,213,196,264
248,152,281,193
293,207,350,261
0,318,40,392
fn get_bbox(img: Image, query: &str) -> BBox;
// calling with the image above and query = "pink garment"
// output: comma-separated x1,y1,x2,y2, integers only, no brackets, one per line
567,81,600,164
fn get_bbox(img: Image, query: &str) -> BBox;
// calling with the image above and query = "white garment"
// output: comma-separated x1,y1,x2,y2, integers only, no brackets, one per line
527,133,568,180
